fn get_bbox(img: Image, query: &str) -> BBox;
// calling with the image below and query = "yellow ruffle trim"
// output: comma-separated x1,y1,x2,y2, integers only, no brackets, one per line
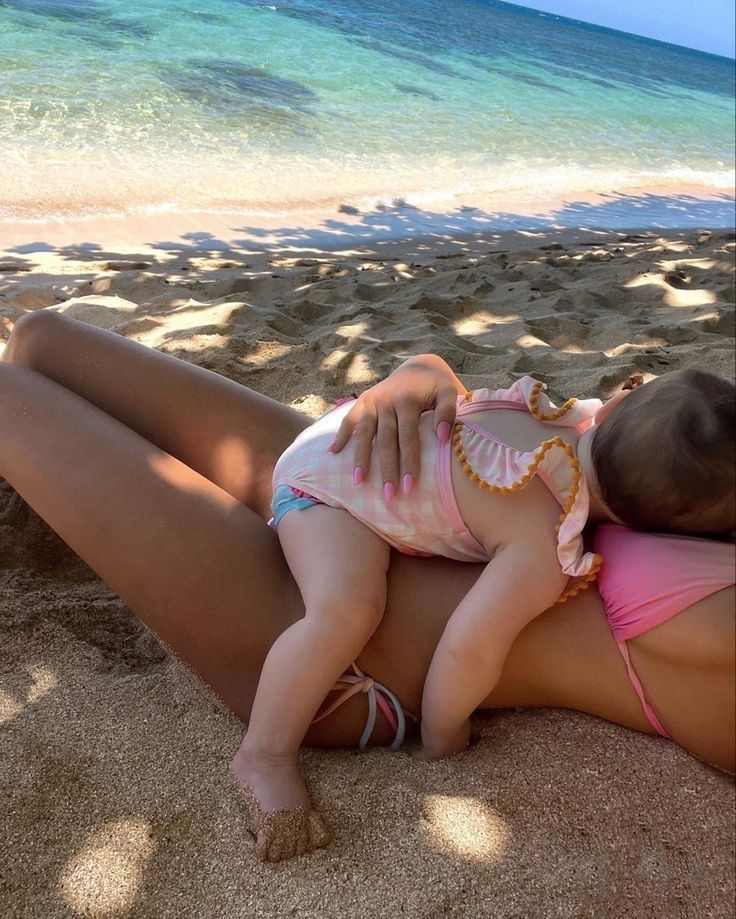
528,379,578,421
452,421,601,602
555,557,603,604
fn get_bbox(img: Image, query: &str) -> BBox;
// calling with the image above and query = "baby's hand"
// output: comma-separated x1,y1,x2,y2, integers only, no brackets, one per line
414,719,471,761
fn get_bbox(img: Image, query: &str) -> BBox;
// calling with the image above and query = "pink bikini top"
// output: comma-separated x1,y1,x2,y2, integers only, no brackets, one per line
455,376,603,594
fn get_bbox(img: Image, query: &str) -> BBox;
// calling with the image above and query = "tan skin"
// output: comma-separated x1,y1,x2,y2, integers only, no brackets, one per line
1,310,734,782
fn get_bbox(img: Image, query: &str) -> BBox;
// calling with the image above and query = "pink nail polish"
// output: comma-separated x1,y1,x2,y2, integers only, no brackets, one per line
353,466,364,486
325,441,337,454
383,481,395,503
402,473,414,495
437,421,451,443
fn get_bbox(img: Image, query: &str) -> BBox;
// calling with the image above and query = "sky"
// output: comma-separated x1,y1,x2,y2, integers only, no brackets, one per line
511,1,736,59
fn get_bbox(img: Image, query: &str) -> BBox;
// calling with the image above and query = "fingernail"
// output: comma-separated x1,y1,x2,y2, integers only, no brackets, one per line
353,466,364,486
325,441,336,454
383,481,395,503
402,473,414,495
437,421,451,443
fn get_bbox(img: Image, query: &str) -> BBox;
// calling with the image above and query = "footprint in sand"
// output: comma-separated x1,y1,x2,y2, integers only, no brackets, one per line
265,311,306,339
525,317,590,350
353,279,402,303
407,293,466,319
664,269,691,289
290,299,335,323
691,311,735,337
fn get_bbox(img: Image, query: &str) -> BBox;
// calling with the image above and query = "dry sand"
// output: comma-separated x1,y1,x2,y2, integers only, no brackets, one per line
1,226,734,918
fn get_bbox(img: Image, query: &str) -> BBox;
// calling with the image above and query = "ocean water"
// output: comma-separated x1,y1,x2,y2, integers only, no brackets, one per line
0,0,734,225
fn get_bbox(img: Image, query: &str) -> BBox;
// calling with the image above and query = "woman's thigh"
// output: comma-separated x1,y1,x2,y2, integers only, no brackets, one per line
0,317,444,745
0,362,461,748
0,362,299,716
3,310,310,519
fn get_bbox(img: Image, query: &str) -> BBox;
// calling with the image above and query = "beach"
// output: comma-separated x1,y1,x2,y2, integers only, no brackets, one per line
2,0,735,912
1,222,734,918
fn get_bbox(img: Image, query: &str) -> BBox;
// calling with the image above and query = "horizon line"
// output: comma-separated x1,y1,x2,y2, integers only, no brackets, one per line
495,0,736,62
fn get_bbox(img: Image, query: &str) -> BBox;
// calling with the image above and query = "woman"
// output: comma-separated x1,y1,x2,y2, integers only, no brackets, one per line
1,309,734,788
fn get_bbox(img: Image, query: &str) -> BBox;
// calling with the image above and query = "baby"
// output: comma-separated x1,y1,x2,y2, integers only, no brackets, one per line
232,367,735,861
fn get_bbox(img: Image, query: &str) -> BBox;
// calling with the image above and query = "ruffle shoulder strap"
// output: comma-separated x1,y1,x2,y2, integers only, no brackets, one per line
458,376,602,430
454,377,604,599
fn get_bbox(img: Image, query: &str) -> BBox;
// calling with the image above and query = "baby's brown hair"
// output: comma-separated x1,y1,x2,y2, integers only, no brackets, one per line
591,368,735,534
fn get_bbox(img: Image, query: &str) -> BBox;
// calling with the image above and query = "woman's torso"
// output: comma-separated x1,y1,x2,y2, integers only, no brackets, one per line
337,554,735,772
303,519,735,771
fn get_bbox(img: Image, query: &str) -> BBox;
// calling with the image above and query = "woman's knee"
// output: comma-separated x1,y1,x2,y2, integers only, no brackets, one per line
5,308,64,365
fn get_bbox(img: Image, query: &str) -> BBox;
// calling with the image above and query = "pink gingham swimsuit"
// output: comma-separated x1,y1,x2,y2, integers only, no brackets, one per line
272,376,603,584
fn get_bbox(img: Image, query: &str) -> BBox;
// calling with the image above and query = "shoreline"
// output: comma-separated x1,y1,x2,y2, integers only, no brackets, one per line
2,183,733,256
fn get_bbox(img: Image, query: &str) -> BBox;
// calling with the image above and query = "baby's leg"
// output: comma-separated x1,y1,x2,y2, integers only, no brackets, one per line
231,504,390,860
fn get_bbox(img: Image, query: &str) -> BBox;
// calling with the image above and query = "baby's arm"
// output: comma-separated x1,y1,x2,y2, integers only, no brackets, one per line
419,541,568,758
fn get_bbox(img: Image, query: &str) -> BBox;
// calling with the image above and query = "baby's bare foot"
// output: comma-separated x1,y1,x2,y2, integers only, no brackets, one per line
231,744,309,812
238,786,332,862
230,745,332,862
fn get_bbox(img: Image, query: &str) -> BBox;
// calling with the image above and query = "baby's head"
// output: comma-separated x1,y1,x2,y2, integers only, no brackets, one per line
588,369,735,535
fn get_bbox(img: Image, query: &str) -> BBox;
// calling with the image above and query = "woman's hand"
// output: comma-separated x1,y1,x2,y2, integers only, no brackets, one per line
327,354,466,496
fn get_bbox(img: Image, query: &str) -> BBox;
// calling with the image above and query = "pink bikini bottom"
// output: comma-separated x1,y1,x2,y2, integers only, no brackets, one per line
594,524,735,739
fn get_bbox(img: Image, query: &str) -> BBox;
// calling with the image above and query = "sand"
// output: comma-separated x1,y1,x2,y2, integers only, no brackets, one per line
1,225,734,918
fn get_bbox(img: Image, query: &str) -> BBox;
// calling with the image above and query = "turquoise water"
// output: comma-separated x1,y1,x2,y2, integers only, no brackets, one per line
0,0,734,222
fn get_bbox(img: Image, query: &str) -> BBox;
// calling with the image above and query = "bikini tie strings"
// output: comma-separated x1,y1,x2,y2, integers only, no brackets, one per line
312,663,415,751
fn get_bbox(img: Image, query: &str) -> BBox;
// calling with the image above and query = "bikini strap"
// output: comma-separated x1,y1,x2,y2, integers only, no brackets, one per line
311,663,416,751
617,641,671,739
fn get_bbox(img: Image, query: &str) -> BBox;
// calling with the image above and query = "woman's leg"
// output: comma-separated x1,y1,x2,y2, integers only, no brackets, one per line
0,361,298,715
0,313,427,747
2,310,309,519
